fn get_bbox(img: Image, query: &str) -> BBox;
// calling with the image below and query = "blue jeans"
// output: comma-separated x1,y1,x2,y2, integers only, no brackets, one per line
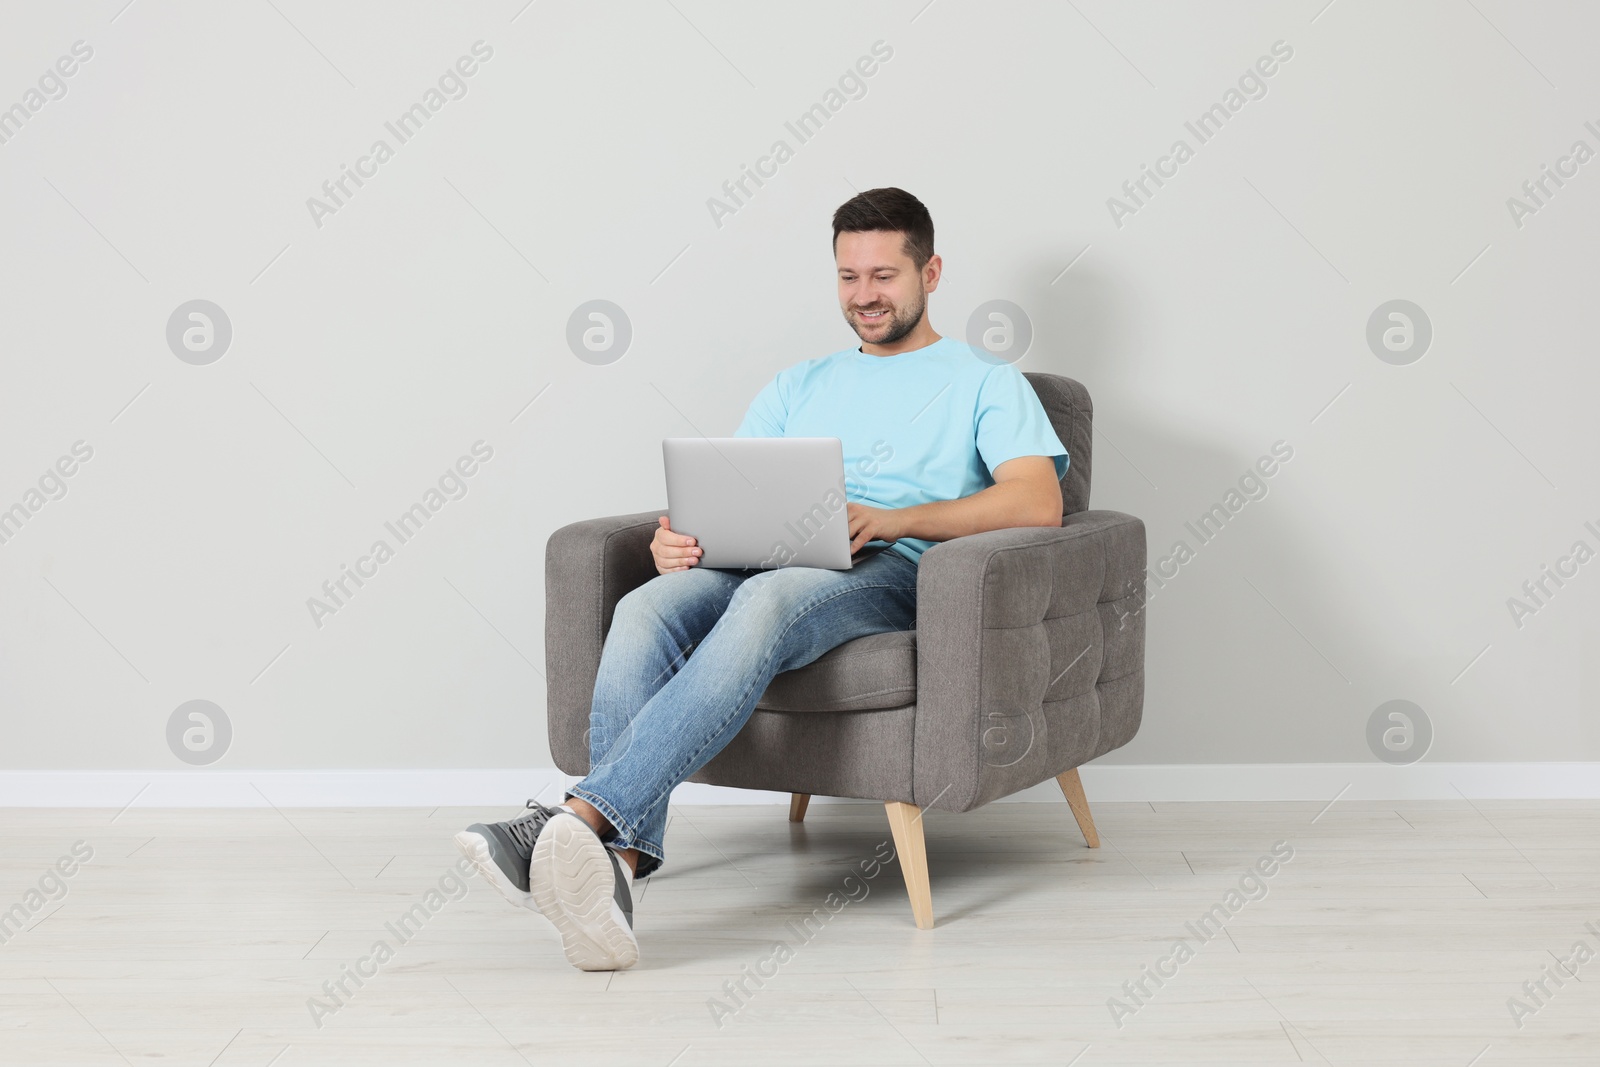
566,549,919,879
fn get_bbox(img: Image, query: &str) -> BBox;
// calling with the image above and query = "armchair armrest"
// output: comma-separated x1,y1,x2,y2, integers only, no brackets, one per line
545,508,664,774
912,510,1147,812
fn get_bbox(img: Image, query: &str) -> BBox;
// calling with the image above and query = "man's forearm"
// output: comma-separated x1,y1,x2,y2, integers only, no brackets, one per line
895,480,1061,543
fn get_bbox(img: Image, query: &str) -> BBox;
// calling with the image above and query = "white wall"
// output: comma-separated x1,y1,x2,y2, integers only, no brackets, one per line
2,1,1595,780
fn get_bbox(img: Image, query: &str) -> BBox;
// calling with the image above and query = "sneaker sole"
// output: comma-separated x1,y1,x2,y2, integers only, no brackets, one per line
453,829,536,911
529,815,639,971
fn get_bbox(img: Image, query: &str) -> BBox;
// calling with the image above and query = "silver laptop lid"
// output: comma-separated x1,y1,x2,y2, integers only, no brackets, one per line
663,437,854,570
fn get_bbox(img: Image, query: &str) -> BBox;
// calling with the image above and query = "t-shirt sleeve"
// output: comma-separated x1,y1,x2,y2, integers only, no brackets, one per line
732,373,787,437
973,364,1070,481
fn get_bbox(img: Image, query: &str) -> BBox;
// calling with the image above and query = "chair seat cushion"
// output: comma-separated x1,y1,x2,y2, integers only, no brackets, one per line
755,630,916,713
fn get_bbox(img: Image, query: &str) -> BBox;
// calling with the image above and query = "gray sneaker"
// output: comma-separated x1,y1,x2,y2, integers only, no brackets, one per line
529,811,638,971
454,799,566,910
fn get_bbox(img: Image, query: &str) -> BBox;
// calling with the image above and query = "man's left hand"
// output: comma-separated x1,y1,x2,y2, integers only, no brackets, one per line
846,502,907,554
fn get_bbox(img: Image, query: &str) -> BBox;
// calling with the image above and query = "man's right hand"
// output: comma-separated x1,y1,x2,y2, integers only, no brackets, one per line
651,515,702,574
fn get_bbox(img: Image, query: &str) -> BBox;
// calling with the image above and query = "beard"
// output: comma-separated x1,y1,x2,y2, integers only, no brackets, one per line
845,288,925,347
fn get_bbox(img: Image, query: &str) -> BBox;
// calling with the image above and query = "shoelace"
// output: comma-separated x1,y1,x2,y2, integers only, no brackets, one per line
502,799,562,851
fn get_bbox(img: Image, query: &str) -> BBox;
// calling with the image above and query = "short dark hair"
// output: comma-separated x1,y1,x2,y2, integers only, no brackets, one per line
831,187,934,271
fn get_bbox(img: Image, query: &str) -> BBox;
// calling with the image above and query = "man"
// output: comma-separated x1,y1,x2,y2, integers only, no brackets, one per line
456,187,1068,970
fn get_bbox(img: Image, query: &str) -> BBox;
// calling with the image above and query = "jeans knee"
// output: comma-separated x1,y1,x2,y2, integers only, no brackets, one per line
613,581,672,634
723,575,790,631
730,567,821,615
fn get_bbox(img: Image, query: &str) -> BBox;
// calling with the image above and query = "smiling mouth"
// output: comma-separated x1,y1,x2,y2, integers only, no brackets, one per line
856,308,889,322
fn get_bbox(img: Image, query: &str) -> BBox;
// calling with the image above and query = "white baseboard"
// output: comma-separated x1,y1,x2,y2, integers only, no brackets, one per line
2,763,1599,807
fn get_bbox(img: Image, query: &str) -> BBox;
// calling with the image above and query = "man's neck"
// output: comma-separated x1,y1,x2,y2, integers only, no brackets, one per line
860,325,942,357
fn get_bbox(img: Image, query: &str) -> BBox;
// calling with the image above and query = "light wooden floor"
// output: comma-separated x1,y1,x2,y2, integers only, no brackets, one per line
3,798,1599,1065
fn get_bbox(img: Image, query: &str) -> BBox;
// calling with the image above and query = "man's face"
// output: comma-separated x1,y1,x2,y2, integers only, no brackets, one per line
836,230,929,347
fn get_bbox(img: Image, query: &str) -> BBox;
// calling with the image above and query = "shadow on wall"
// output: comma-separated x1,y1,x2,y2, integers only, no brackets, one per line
1018,253,1466,767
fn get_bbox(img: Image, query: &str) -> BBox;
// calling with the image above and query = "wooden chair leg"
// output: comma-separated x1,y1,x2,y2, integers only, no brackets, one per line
788,793,810,823
1055,767,1100,848
884,801,934,930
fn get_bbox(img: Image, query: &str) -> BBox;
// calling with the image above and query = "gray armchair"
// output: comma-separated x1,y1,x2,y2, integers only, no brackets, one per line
545,372,1147,928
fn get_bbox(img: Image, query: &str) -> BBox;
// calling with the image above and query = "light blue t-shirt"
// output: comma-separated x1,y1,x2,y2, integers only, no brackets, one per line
732,336,1069,565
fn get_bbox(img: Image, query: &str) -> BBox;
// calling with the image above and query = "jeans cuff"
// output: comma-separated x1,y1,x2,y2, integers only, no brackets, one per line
566,787,665,878
608,839,664,880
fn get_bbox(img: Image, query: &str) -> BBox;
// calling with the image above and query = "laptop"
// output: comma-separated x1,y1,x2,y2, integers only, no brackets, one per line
662,437,888,570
